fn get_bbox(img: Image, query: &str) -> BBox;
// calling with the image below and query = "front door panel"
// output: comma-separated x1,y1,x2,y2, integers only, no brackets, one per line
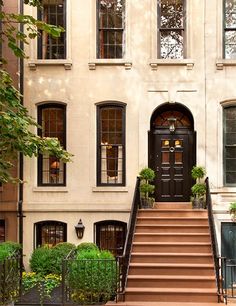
154,134,191,202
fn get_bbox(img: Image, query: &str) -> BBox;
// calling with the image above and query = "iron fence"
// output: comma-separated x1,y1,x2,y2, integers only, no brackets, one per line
0,252,21,305
62,253,120,306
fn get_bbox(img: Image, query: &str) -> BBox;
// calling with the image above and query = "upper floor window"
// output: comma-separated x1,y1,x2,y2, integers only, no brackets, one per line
97,0,125,59
157,0,185,59
35,221,67,247
97,104,126,186
38,0,66,59
38,104,66,186
223,106,236,185
224,0,236,59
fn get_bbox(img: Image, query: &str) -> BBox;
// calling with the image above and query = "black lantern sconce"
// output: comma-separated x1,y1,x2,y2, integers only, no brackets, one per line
75,219,85,239
168,117,176,133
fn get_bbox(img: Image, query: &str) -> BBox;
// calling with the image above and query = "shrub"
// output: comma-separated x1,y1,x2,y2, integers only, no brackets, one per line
68,248,117,305
30,243,76,276
49,242,76,274
30,246,53,275
191,166,206,181
0,241,21,262
77,242,99,252
191,183,206,198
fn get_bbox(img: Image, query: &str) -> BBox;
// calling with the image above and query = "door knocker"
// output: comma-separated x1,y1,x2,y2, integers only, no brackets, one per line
169,147,175,153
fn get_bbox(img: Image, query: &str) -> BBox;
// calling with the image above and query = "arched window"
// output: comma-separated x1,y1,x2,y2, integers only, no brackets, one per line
223,106,236,185
97,103,126,186
95,220,127,256
38,104,66,186
35,221,67,247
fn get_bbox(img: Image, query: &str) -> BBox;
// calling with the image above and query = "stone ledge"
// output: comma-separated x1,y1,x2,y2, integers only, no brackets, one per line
28,59,72,70
88,59,132,70
149,59,194,70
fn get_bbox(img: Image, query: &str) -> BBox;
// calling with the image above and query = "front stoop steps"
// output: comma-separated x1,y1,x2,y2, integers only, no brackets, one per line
106,202,223,306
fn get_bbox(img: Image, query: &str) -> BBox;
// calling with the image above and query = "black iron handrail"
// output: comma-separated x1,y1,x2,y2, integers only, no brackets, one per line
205,177,226,303
119,177,140,297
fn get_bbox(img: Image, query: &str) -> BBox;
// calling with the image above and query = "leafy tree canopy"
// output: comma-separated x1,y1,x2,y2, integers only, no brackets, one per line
0,0,72,183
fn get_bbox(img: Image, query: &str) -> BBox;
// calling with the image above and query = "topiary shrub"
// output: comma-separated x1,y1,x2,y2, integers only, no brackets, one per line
68,248,117,305
0,241,21,262
30,245,53,276
77,242,99,252
30,243,76,276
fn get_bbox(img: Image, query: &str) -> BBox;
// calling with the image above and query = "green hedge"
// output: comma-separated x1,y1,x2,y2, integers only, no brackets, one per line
0,241,21,262
68,248,118,305
30,242,76,275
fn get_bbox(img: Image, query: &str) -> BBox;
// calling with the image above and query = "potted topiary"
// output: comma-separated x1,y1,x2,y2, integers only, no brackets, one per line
229,202,236,221
191,165,206,209
139,167,155,209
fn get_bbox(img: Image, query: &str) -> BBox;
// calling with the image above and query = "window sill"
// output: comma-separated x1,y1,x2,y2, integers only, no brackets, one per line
216,59,236,70
92,186,128,193
88,59,132,70
28,59,72,70
33,187,68,193
149,59,194,70
211,187,236,193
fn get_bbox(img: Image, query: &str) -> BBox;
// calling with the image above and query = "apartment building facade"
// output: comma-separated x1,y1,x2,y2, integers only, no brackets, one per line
22,0,236,265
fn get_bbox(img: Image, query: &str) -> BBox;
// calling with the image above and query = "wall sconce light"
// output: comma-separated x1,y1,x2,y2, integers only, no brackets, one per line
75,219,85,239
168,117,176,133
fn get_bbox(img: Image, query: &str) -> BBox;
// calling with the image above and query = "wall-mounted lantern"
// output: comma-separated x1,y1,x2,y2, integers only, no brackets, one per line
168,117,176,133
75,219,85,239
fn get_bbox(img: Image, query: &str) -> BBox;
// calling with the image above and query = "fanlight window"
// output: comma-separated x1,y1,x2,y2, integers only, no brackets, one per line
153,110,192,128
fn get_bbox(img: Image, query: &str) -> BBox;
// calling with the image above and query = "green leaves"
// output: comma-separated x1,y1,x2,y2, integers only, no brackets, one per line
0,70,73,183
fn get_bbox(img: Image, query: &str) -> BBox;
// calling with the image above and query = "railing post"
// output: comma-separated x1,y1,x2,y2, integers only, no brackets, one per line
61,258,66,306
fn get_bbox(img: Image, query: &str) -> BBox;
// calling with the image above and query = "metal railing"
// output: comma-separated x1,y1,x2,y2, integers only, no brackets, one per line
205,177,226,303
62,252,119,306
0,251,21,305
222,258,236,301
118,177,140,299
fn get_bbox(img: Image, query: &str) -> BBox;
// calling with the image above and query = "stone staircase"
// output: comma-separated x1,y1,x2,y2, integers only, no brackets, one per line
106,202,223,306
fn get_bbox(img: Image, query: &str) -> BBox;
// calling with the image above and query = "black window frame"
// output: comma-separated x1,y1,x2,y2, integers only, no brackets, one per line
97,103,126,186
94,220,127,256
157,0,186,59
96,0,125,59
0,220,5,243
223,105,236,186
37,0,67,60
37,103,66,186
35,220,67,248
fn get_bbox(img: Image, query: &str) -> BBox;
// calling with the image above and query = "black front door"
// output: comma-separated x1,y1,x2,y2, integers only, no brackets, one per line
150,132,194,202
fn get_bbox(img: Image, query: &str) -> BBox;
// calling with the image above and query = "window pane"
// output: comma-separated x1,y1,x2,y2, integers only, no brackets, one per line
98,106,125,185
160,0,184,29
37,221,66,247
225,0,236,28
160,30,184,59
225,30,236,59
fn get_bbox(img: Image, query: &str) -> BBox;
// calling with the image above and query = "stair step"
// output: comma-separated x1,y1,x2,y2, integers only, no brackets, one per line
132,242,212,253
127,275,216,288
134,233,210,243
135,224,210,233
136,217,208,225
130,252,213,264
125,288,218,303
154,202,192,209
138,209,207,218
129,262,215,276
106,303,222,306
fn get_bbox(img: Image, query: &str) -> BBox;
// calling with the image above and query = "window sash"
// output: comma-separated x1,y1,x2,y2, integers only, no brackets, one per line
36,221,66,247
97,0,125,59
38,0,66,59
97,105,126,186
